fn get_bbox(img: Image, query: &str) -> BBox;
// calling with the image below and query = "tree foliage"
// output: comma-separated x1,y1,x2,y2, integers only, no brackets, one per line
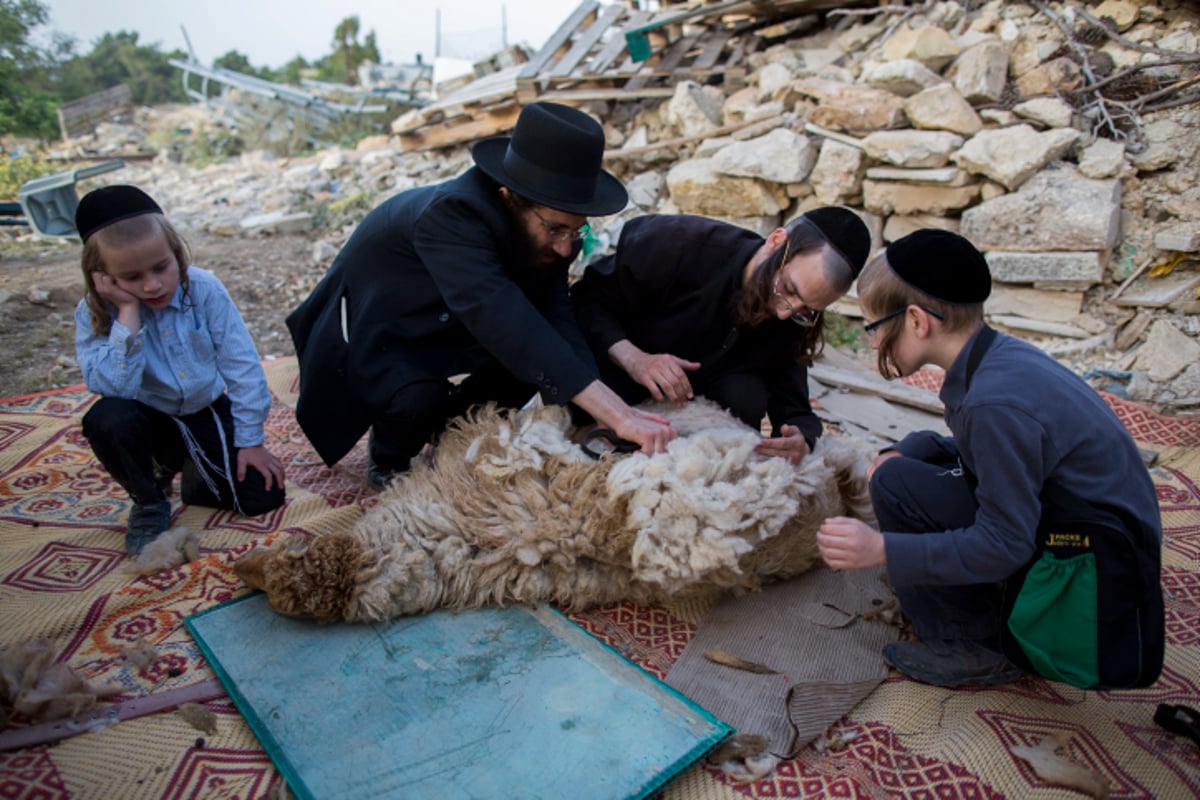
0,0,57,139
55,31,188,106
0,4,389,142
319,15,380,85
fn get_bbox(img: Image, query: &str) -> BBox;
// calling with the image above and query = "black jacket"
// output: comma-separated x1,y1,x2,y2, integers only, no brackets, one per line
286,167,599,466
571,214,822,444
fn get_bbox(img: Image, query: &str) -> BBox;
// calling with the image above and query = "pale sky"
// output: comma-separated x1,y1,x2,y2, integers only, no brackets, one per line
38,0,588,68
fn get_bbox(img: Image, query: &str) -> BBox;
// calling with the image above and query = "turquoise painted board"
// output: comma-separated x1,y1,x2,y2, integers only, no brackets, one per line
186,595,731,800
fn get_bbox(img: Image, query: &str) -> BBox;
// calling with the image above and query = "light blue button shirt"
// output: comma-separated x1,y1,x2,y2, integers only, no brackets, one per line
74,267,271,448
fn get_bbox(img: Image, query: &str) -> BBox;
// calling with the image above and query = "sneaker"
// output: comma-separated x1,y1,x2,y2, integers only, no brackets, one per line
126,500,171,557
883,639,1025,688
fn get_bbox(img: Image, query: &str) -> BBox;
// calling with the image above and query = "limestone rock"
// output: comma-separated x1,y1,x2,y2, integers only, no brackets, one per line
1014,57,1083,99
1155,222,1200,253
1077,138,1128,179
961,167,1121,251
809,140,866,205
903,84,983,136
985,251,1107,286
882,214,960,242
952,124,1079,189
861,130,964,168
951,40,1009,104
665,81,724,138
665,158,788,217
881,24,960,71
806,84,908,133
711,128,818,184
1134,320,1200,382
1012,97,1074,129
862,180,981,216
860,59,946,97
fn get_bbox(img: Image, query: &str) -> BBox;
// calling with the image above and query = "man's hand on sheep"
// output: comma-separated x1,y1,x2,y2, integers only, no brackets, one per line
573,379,677,455
817,516,886,570
610,341,700,405
754,424,810,465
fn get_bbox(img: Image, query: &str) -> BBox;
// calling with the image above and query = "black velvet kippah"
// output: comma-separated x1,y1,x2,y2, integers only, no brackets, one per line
885,229,991,304
75,184,162,242
804,206,870,277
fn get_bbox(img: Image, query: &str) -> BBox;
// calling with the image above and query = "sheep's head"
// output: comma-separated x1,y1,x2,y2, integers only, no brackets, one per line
234,533,375,623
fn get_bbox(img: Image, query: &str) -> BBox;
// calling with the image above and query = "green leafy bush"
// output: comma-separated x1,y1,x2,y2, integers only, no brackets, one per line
0,150,55,200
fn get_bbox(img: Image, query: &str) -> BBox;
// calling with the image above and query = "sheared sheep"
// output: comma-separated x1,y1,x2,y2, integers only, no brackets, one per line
235,399,874,623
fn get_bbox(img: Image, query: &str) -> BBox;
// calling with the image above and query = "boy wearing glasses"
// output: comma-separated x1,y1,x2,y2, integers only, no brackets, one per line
287,103,677,489
817,230,1162,688
571,207,869,464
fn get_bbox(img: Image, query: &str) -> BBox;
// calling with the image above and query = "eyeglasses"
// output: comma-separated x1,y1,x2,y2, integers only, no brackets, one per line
863,305,946,333
529,206,589,242
772,240,822,328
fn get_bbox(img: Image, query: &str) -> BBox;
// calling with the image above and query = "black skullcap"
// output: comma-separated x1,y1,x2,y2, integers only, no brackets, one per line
804,206,871,278
75,185,162,242
885,229,991,304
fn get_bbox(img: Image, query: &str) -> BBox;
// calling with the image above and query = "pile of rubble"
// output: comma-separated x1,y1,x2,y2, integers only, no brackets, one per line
37,0,1200,410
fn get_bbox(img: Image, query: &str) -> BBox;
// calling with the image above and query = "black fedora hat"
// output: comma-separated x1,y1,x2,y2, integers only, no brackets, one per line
471,102,628,216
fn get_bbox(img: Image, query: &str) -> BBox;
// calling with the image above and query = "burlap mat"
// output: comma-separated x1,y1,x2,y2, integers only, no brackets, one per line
667,566,898,757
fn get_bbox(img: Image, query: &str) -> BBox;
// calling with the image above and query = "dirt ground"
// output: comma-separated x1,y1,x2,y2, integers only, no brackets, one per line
0,229,320,398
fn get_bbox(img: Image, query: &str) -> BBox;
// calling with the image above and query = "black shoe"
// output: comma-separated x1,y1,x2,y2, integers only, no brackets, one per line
153,461,176,497
883,639,1025,688
126,500,172,556
366,428,410,491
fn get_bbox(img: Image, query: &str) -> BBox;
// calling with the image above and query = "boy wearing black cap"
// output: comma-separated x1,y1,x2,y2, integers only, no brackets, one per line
817,229,1163,688
571,208,870,463
74,185,286,556
287,102,676,489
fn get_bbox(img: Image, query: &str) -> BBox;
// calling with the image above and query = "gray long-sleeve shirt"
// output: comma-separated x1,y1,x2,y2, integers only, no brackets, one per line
884,328,1162,588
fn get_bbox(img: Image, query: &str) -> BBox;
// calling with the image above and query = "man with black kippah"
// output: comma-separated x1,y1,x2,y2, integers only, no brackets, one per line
287,102,676,489
571,207,869,463
817,229,1163,691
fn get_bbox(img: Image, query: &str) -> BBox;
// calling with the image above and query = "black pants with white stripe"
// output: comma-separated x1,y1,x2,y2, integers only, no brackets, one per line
81,395,285,515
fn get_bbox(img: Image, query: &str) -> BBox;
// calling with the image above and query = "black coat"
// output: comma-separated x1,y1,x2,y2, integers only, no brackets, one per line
571,214,823,445
286,167,599,466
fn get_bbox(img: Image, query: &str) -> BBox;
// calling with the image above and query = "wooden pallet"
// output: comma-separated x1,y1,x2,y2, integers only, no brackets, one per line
393,0,859,152
515,0,763,104
57,84,132,140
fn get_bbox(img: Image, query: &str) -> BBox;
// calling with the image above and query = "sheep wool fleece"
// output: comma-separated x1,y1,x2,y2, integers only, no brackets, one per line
236,400,875,623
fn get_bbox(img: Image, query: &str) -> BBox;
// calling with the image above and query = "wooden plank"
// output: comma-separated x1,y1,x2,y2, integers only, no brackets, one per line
396,103,521,153
692,30,734,70
57,84,132,140
988,315,1090,339
549,3,626,78
588,10,651,74
808,362,944,415
626,33,700,90
1110,271,1200,309
537,86,677,103
816,390,949,442
518,0,600,78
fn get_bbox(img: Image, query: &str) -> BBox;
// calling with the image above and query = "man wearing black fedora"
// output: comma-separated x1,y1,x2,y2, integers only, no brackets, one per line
286,102,676,488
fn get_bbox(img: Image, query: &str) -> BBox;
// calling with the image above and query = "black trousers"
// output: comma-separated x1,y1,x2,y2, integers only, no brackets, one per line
369,362,539,473
81,395,285,516
869,454,1001,643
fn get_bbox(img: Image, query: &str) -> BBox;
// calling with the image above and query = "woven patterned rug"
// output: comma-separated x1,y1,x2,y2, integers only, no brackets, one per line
1,356,1198,799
